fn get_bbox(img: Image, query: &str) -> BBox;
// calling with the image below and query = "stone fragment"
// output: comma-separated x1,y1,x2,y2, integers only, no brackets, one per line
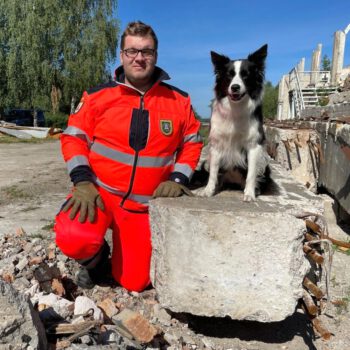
153,303,172,326
0,280,47,349
1,272,14,283
98,297,119,319
52,278,65,296
38,292,74,319
112,308,158,343
29,256,44,266
33,262,60,293
150,162,322,322
16,256,28,272
74,295,103,321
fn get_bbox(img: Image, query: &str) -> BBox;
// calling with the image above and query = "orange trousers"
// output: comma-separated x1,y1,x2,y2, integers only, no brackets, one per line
54,187,151,292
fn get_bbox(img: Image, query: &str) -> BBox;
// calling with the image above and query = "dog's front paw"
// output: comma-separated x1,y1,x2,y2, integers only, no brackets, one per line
194,186,215,197
243,188,256,202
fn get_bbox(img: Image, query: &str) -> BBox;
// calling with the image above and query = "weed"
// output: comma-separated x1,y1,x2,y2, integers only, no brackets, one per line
41,221,55,231
333,288,350,315
28,233,45,240
3,185,32,200
0,135,46,144
19,206,40,212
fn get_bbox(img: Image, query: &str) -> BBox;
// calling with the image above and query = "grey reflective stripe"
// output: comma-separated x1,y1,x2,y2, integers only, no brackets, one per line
174,163,193,178
63,126,91,146
91,142,174,168
66,155,90,174
96,178,151,205
183,133,202,143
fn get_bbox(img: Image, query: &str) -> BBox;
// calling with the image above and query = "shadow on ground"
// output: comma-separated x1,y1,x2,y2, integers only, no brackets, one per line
172,310,318,350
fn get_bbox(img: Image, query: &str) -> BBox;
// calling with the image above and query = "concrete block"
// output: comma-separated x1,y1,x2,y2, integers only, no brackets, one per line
150,163,323,322
265,126,319,190
0,280,48,349
316,122,350,215
112,308,158,343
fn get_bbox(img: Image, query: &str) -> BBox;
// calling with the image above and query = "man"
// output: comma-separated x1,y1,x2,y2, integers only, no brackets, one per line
54,21,203,292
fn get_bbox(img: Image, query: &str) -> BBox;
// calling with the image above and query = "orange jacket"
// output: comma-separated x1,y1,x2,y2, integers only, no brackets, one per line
61,66,203,212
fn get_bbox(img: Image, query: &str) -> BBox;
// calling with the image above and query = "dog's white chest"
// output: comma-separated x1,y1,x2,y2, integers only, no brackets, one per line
209,100,259,169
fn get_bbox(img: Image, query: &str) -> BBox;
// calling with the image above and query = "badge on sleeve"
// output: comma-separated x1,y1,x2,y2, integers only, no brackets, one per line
160,119,173,136
74,98,84,114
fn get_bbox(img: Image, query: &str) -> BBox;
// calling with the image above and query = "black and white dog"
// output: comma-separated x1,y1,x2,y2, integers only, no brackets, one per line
197,44,270,201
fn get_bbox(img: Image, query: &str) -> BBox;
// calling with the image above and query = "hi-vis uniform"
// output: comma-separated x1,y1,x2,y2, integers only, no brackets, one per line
55,66,203,291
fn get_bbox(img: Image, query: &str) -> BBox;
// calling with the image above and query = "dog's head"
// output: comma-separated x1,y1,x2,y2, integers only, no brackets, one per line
210,44,268,102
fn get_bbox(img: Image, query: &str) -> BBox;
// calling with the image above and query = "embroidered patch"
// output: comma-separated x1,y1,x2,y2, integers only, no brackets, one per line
160,119,173,136
74,98,84,114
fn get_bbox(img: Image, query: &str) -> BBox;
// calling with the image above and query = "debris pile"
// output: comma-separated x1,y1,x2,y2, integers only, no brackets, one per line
0,228,216,349
0,121,62,139
1,220,349,349
298,212,350,340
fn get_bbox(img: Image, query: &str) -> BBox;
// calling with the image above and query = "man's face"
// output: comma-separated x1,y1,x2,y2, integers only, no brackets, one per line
120,35,157,87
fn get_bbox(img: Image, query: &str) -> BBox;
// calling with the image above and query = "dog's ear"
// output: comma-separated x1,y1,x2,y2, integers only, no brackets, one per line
248,44,268,64
210,51,230,72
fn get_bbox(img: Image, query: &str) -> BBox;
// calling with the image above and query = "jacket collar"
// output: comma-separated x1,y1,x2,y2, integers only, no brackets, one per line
114,66,170,92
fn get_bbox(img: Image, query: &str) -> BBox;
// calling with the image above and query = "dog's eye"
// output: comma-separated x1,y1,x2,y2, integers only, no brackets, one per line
240,70,248,78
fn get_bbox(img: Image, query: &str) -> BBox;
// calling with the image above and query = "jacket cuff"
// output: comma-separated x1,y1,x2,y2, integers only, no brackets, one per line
70,165,94,185
169,172,189,186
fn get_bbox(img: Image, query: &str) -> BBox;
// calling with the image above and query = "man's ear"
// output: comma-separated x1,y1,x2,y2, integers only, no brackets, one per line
120,50,124,65
210,51,230,73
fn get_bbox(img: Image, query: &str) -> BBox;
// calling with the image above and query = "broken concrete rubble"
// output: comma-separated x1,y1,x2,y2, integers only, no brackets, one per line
0,120,62,139
0,280,48,349
150,161,323,322
265,116,350,217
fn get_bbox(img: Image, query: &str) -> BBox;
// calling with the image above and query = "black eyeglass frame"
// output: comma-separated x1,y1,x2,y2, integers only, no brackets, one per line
122,48,156,58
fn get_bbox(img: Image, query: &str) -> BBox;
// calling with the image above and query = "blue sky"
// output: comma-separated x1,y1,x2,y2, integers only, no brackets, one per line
116,1,350,118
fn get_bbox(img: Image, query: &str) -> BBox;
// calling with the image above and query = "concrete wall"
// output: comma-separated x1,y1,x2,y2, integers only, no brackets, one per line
266,112,350,215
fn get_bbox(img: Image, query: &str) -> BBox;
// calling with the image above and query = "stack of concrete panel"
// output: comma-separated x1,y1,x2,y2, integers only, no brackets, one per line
265,126,319,191
150,163,323,322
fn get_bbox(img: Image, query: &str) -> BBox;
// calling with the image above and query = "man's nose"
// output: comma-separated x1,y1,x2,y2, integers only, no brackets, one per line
134,51,144,59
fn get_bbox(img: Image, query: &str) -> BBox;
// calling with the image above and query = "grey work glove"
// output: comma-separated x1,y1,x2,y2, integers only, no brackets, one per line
152,180,194,198
62,181,105,223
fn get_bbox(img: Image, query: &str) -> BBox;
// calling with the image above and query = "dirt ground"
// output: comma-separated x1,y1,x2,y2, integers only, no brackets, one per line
0,140,350,350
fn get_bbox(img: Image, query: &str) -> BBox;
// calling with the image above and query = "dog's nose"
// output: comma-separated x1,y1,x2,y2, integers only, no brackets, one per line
231,84,240,92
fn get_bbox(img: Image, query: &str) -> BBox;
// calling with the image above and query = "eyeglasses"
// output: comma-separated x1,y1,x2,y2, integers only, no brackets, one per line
122,48,156,59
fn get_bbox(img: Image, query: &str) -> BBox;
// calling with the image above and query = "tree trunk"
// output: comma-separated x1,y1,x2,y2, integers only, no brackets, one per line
70,96,76,115
33,109,38,127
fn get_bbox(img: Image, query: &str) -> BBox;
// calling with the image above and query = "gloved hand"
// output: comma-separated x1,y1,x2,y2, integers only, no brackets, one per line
153,180,194,198
62,181,105,223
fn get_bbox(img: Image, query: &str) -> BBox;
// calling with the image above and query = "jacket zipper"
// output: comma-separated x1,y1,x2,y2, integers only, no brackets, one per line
121,94,144,206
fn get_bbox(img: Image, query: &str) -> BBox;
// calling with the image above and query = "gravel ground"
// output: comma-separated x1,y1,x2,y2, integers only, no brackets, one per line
0,140,349,350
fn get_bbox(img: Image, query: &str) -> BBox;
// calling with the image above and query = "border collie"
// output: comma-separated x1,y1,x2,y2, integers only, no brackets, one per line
197,44,270,201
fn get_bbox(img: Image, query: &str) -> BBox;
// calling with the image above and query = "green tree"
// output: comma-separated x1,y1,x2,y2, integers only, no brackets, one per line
263,81,278,119
0,0,119,114
321,54,331,71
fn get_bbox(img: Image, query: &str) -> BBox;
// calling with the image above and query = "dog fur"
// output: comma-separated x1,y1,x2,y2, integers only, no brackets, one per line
197,44,270,201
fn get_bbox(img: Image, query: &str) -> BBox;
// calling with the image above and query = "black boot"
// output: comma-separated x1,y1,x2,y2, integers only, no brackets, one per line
75,241,112,289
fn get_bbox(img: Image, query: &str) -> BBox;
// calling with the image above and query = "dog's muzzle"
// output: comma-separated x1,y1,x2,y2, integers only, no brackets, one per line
229,92,246,101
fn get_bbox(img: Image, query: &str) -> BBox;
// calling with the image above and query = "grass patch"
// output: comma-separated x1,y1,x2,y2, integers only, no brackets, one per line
0,135,47,143
3,185,33,200
28,233,45,240
333,244,350,256
333,287,350,315
19,206,40,212
41,221,55,231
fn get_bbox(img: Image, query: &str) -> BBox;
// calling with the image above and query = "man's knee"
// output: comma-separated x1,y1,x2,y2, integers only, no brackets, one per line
54,210,106,260
116,274,151,292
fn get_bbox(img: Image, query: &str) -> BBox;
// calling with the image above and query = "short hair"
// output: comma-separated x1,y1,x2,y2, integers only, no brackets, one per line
120,21,158,50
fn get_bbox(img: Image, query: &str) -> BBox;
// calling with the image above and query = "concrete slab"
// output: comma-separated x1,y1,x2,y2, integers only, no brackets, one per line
149,163,323,322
